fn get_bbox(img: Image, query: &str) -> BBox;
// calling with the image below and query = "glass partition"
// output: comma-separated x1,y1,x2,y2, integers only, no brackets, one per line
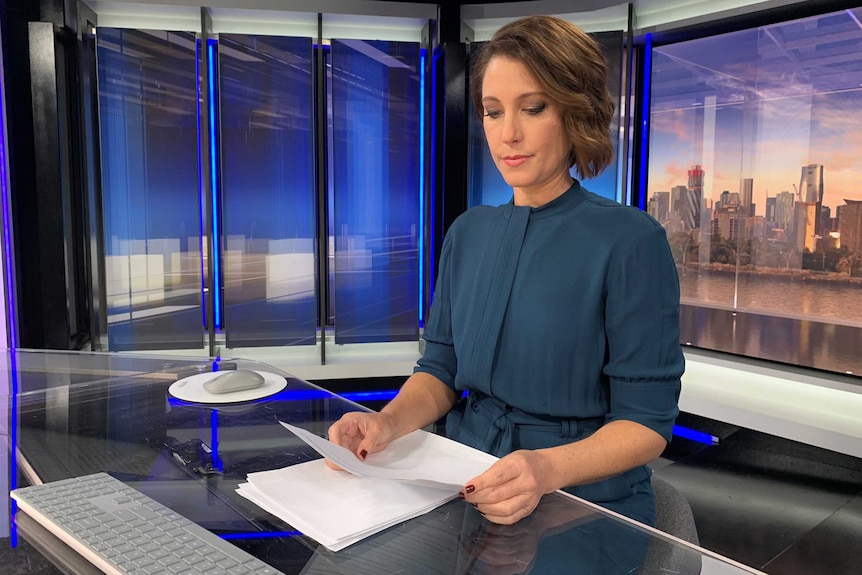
330,39,421,344
648,7,862,375
97,29,203,352
218,34,316,348
585,31,625,202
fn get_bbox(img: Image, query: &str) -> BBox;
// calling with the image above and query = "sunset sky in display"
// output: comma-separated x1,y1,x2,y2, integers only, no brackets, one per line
647,8,862,215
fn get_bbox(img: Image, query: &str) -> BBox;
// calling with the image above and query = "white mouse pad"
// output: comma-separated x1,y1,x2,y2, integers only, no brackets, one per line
168,370,287,404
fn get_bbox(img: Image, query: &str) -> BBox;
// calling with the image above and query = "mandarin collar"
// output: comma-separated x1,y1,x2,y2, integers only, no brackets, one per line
509,181,586,219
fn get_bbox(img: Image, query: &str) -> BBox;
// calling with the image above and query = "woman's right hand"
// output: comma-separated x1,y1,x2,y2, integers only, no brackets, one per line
325,411,398,470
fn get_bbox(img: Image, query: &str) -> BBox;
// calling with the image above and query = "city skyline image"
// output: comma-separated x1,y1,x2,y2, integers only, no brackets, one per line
647,8,862,257
643,7,862,376
648,88,862,218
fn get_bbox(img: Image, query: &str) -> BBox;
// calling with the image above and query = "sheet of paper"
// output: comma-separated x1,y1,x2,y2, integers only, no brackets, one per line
280,421,496,489
237,422,498,552
237,459,457,551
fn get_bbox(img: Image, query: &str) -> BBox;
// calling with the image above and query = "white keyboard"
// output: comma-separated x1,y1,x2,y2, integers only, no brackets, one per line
11,473,285,575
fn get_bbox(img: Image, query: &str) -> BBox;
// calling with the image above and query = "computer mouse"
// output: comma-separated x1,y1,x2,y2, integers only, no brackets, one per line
203,370,265,394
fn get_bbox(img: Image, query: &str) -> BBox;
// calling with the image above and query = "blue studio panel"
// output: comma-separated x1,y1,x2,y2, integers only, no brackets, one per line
218,35,317,347
330,39,421,344
97,29,203,351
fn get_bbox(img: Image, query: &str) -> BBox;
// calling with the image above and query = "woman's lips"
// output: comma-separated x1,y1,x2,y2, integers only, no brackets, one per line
502,155,530,167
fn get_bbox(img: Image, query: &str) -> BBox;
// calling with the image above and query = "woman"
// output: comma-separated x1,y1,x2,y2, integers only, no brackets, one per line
328,15,684,528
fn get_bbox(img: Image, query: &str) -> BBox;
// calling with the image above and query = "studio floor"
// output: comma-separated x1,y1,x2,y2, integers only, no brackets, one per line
652,412,862,574
3,410,861,575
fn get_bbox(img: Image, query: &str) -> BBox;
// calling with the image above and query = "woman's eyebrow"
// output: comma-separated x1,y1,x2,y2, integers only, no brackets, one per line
481,91,547,104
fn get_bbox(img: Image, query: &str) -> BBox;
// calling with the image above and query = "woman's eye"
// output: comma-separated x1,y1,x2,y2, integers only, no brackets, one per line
483,110,503,119
524,104,546,115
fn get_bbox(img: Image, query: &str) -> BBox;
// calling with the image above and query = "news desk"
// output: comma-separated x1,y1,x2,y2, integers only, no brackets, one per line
2,350,762,575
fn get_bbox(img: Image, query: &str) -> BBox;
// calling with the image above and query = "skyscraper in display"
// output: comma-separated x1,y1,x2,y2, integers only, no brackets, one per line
839,200,862,252
671,185,687,214
649,192,670,223
685,165,704,230
793,202,819,252
775,191,795,233
740,178,754,216
766,196,777,224
799,164,824,203
799,164,824,235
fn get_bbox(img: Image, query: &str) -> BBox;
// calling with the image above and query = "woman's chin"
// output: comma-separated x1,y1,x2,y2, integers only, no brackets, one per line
499,175,534,189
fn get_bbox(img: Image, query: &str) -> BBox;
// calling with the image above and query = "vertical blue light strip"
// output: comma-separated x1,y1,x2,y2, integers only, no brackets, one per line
8,351,18,546
418,49,426,325
637,34,653,210
196,39,207,328
207,39,221,329
429,50,440,301
0,56,16,351
210,410,222,472
0,47,20,545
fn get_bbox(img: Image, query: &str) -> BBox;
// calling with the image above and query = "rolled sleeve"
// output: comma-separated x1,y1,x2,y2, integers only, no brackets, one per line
602,222,684,443
414,234,458,391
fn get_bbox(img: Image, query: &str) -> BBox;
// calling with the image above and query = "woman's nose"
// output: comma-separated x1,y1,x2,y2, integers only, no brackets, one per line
501,115,522,144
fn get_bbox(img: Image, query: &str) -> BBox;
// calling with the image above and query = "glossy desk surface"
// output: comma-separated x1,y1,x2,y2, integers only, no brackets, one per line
2,350,762,575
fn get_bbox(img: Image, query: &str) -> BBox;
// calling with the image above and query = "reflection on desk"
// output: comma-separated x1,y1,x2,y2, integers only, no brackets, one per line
2,350,763,575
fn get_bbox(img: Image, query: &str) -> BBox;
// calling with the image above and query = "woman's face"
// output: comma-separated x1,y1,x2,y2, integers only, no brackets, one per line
481,56,572,206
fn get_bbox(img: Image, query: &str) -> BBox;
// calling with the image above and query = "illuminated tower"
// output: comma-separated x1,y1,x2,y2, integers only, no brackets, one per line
793,202,818,252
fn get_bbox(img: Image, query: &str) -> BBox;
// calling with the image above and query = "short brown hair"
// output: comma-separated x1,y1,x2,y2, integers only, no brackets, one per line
470,15,615,179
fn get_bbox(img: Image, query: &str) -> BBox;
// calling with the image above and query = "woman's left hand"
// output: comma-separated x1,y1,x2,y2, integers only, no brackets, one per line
461,450,557,525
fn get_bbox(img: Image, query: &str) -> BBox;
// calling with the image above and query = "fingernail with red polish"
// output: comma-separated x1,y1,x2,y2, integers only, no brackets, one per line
458,492,465,500
465,484,475,494
360,450,368,459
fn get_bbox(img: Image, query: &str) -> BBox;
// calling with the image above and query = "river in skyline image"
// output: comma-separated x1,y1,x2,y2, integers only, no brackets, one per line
679,267,862,325
678,267,862,377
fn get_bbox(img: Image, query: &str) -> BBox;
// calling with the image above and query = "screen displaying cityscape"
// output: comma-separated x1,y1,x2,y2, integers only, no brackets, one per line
647,7,862,376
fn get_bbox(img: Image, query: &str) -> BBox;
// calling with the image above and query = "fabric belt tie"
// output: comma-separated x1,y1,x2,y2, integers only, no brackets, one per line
447,391,653,506
465,392,603,457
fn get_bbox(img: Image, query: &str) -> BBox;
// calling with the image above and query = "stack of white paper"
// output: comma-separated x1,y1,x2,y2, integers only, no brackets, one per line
236,422,497,552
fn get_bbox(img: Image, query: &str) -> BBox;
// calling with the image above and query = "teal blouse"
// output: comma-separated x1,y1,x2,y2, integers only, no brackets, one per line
415,181,684,515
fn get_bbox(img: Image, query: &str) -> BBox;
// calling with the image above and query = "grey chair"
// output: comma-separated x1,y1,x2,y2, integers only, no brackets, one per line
639,476,702,575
